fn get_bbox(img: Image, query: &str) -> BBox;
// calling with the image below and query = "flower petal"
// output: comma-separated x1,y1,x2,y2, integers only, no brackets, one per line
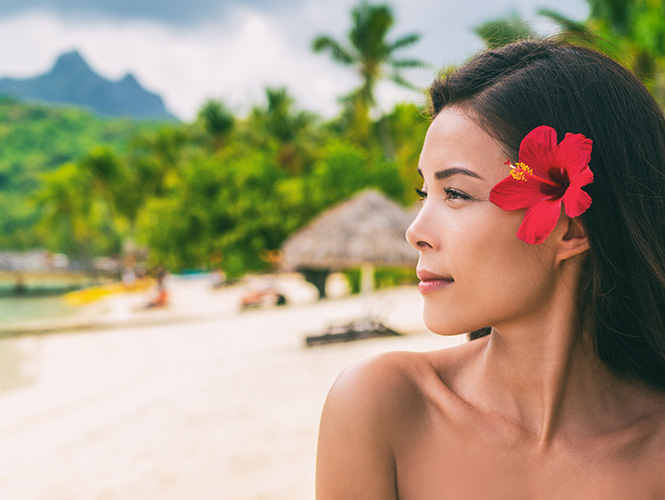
518,126,559,178
569,165,594,190
562,166,593,217
489,175,546,211
516,198,562,244
557,133,593,179
490,125,594,245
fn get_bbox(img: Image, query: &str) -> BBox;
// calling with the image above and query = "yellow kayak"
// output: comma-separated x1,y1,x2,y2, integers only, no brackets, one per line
64,279,152,305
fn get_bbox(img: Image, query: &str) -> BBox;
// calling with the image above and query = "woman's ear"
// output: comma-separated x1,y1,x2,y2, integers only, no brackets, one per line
556,216,589,263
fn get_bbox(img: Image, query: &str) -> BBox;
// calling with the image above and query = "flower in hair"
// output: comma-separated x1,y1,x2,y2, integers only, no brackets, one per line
489,125,593,244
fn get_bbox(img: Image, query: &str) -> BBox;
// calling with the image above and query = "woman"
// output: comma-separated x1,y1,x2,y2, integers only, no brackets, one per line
316,40,665,499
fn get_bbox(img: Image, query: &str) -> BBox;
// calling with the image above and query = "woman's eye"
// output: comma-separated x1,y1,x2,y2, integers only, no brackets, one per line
444,188,471,200
415,186,471,202
415,188,427,200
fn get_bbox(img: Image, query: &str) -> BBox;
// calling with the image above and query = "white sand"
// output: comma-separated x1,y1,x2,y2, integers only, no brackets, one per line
0,275,465,500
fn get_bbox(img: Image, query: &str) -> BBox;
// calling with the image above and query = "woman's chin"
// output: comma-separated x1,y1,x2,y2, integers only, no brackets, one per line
422,310,490,338
423,318,470,337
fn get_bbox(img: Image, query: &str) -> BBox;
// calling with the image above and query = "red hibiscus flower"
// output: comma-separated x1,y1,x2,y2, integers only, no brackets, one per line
489,125,594,244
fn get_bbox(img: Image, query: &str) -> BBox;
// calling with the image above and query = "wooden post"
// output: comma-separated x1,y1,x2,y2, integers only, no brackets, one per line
360,263,374,319
360,263,374,296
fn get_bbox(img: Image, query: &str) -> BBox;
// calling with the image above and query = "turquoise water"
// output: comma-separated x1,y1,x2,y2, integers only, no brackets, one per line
0,296,79,326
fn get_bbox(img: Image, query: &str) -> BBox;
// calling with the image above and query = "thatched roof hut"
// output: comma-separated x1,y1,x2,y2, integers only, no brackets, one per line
281,189,418,273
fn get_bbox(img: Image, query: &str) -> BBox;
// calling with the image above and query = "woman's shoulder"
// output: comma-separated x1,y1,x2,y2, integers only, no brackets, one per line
333,349,440,393
325,351,429,416
323,340,480,429
321,351,427,431
316,345,475,499
336,337,482,385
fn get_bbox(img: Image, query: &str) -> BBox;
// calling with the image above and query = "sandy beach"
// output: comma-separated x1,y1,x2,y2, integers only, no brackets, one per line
0,275,465,500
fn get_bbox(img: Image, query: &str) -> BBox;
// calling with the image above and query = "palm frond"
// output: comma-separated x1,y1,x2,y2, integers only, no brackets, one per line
473,14,537,49
350,3,393,57
388,33,421,52
391,58,429,69
389,72,418,90
311,36,354,65
538,8,595,37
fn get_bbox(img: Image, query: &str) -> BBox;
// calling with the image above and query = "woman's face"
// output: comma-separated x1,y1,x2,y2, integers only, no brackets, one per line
406,107,561,335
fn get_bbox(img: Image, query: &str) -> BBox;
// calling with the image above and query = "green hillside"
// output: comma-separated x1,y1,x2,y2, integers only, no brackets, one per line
0,96,159,248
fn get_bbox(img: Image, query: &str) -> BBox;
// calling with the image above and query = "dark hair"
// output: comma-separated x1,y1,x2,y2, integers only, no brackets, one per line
430,39,665,390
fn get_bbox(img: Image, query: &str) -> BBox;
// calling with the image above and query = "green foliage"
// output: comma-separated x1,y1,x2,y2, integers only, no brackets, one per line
136,146,290,276
378,103,429,204
0,97,158,249
197,99,235,150
25,67,421,278
243,87,320,174
10,0,665,288
473,13,537,49
36,162,121,260
584,0,665,101
307,139,404,209
0,97,151,174
344,266,417,294
131,121,409,275
312,0,427,142
472,1,665,103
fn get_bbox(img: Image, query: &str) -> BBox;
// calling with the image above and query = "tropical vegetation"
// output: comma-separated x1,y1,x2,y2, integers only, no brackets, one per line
474,0,665,103
1,0,663,281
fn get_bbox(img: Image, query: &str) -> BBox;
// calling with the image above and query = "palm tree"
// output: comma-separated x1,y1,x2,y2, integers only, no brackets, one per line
473,1,665,104
36,163,101,264
312,1,426,130
473,13,537,49
248,87,317,174
197,99,235,150
583,0,665,102
472,9,594,49
260,87,310,143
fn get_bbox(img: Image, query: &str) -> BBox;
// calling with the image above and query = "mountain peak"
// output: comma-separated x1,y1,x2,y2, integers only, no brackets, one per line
0,50,176,121
119,73,139,87
51,50,93,75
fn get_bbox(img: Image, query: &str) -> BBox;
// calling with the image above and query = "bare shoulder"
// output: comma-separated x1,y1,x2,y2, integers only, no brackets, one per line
315,350,441,500
327,351,435,410
319,351,431,450
316,343,478,499
321,340,481,427
324,347,469,423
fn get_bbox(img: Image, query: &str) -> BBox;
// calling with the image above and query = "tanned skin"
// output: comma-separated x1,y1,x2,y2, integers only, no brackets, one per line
316,108,665,499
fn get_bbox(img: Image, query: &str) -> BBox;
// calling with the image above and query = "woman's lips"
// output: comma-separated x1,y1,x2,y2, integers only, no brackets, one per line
417,269,454,293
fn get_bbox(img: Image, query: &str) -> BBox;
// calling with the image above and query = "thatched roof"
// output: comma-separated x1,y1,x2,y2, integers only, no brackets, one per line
281,189,418,271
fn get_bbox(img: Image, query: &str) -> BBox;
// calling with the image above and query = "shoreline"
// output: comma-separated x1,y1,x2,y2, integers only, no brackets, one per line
0,273,321,336
0,273,427,338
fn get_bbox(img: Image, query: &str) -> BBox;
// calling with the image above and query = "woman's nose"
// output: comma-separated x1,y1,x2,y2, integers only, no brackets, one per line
406,210,434,251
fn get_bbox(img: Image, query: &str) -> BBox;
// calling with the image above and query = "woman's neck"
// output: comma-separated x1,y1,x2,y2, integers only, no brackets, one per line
479,324,605,446
460,280,647,449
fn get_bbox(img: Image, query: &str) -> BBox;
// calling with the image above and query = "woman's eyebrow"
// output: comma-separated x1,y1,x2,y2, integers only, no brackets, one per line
435,167,484,180
416,167,485,181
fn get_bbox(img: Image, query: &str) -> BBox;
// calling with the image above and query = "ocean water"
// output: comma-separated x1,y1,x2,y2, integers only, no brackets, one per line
0,295,79,326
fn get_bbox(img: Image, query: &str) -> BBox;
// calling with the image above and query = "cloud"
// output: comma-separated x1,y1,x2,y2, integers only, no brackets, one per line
0,0,589,121
0,0,305,26
0,7,364,120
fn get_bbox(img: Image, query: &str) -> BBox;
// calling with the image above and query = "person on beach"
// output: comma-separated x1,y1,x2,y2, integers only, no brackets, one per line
316,39,665,499
145,265,169,308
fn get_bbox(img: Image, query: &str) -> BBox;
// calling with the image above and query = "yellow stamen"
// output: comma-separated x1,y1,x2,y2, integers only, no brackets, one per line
510,162,533,182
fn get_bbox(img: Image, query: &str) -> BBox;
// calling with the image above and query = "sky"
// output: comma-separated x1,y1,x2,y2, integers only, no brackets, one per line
0,0,590,121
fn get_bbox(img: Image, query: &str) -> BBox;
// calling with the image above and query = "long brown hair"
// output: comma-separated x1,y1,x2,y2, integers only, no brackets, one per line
430,40,665,390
